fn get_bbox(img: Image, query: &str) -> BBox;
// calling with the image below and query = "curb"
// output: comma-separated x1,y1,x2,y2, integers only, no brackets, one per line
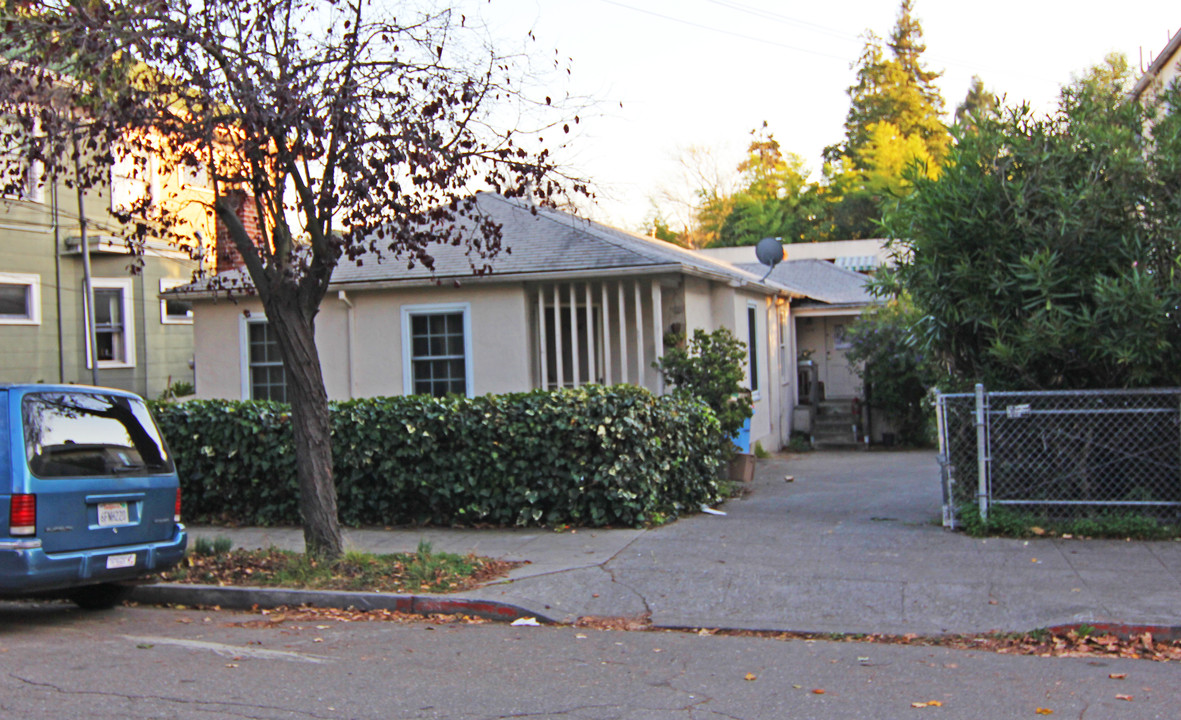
128,583,557,625
1045,621,1181,643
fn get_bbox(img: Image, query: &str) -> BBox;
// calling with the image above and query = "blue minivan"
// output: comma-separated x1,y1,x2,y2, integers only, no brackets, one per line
0,384,187,608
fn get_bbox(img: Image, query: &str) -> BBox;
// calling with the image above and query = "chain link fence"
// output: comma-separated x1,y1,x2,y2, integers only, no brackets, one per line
936,386,1181,529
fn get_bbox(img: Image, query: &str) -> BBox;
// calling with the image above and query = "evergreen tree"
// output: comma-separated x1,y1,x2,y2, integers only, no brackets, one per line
954,75,998,128
827,0,948,170
707,125,823,246
817,0,949,241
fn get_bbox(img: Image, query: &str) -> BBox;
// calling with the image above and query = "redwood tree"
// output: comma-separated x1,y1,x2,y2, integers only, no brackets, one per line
0,0,583,558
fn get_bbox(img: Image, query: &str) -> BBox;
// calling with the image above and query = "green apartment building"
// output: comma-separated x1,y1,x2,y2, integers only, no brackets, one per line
1,152,211,398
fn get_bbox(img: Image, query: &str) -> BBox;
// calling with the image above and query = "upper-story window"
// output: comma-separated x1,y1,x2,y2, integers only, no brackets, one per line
110,145,156,214
0,273,41,325
1,121,45,203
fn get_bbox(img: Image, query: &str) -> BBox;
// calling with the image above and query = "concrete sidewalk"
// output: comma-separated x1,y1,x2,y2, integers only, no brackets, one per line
183,450,1181,636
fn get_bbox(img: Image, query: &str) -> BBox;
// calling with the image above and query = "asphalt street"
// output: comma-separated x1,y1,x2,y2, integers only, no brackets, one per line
0,603,1176,720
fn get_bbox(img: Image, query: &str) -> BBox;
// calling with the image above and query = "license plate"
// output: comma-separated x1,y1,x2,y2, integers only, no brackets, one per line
98,502,129,527
106,553,136,569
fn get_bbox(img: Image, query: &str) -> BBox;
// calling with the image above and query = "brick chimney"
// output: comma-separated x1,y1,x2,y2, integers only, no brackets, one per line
215,189,263,273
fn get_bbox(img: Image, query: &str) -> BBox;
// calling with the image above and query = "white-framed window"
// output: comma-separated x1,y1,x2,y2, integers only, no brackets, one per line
401,303,473,398
746,301,760,399
0,272,41,325
85,278,135,368
178,160,208,189
159,278,194,324
2,119,46,203
110,144,157,214
0,160,44,203
240,317,288,402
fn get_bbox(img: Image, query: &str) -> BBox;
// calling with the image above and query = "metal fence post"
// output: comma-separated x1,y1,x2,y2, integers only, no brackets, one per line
975,383,989,523
935,390,955,529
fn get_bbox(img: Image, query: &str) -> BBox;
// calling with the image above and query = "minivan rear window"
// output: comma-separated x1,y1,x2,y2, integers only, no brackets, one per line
23,392,174,478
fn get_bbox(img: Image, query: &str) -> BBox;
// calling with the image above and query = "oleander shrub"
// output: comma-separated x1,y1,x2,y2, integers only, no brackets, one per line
152,385,725,528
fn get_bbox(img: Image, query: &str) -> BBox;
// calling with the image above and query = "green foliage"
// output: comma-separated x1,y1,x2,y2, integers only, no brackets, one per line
652,327,753,441
753,441,770,459
954,75,998,129
884,65,1181,390
151,386,725,529
959,505,1181,540
786,432,813,453
706,125,825,247
845,295,935,445
158,380,196,402
815,0,949,241
163,545,491,593
827,0,949,171
192,535,233,557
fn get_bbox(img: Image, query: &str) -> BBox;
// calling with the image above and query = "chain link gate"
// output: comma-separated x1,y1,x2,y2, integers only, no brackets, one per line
936,386,1181,529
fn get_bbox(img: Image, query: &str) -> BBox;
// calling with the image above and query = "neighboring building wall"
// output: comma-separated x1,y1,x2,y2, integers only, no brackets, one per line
697,239,890,270
1131,28,1181,106
0,170,204,397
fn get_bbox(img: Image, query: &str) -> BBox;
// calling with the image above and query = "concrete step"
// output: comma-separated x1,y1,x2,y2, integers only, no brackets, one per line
814,417,858,433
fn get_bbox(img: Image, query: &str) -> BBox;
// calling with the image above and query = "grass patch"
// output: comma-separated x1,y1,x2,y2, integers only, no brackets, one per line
161,539,518,594
786,433,812,453
959,505,1181,540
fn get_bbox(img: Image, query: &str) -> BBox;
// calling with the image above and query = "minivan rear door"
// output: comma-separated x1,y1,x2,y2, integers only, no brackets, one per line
18,389,178,554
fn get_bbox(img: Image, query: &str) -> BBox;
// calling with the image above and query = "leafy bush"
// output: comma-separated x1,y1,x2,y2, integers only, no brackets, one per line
883,72,1181,390
653,327,752,440
152,386,724,529
845,295,936,445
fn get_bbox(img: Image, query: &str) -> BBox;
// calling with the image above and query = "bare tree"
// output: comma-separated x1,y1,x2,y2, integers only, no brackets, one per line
649,143,738,249
0,0,585,558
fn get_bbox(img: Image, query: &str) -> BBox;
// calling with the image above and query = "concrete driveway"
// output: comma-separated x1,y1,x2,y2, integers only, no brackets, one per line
189,450,1181,636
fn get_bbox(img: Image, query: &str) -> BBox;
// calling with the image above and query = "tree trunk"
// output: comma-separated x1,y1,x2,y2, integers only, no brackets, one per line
265,296,344,560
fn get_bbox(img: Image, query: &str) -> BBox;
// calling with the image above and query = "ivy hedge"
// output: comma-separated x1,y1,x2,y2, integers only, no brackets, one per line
151,385,726,528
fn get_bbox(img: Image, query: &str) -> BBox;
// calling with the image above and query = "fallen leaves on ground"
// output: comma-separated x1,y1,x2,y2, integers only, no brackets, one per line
231,605,493,628
159,547,520,594
911,700,942,708
705,628,1181,662
574,614,652,632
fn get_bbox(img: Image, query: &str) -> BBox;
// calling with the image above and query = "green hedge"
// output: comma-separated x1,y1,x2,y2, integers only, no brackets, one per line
151,385,725,528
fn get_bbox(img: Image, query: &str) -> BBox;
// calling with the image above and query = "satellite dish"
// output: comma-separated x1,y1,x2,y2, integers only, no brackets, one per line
755,237,784,280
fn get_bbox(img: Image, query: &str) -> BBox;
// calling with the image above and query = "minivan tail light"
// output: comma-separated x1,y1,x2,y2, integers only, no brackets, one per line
174,488,182,523
10,494,35,536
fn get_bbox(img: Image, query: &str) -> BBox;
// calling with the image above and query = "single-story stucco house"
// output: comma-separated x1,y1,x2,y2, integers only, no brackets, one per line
178,193,878,450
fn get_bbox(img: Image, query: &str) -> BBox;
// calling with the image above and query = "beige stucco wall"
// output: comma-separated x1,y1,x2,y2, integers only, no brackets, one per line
193,283,531,400
674,280,780,451
192,273,788,450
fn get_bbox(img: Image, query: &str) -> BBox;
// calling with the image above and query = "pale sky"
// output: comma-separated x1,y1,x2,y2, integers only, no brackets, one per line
463,0,1179,231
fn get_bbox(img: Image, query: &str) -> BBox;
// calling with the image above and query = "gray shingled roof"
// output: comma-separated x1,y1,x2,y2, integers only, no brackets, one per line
177,195,875,304
737,259,874,306
329,193,768,289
